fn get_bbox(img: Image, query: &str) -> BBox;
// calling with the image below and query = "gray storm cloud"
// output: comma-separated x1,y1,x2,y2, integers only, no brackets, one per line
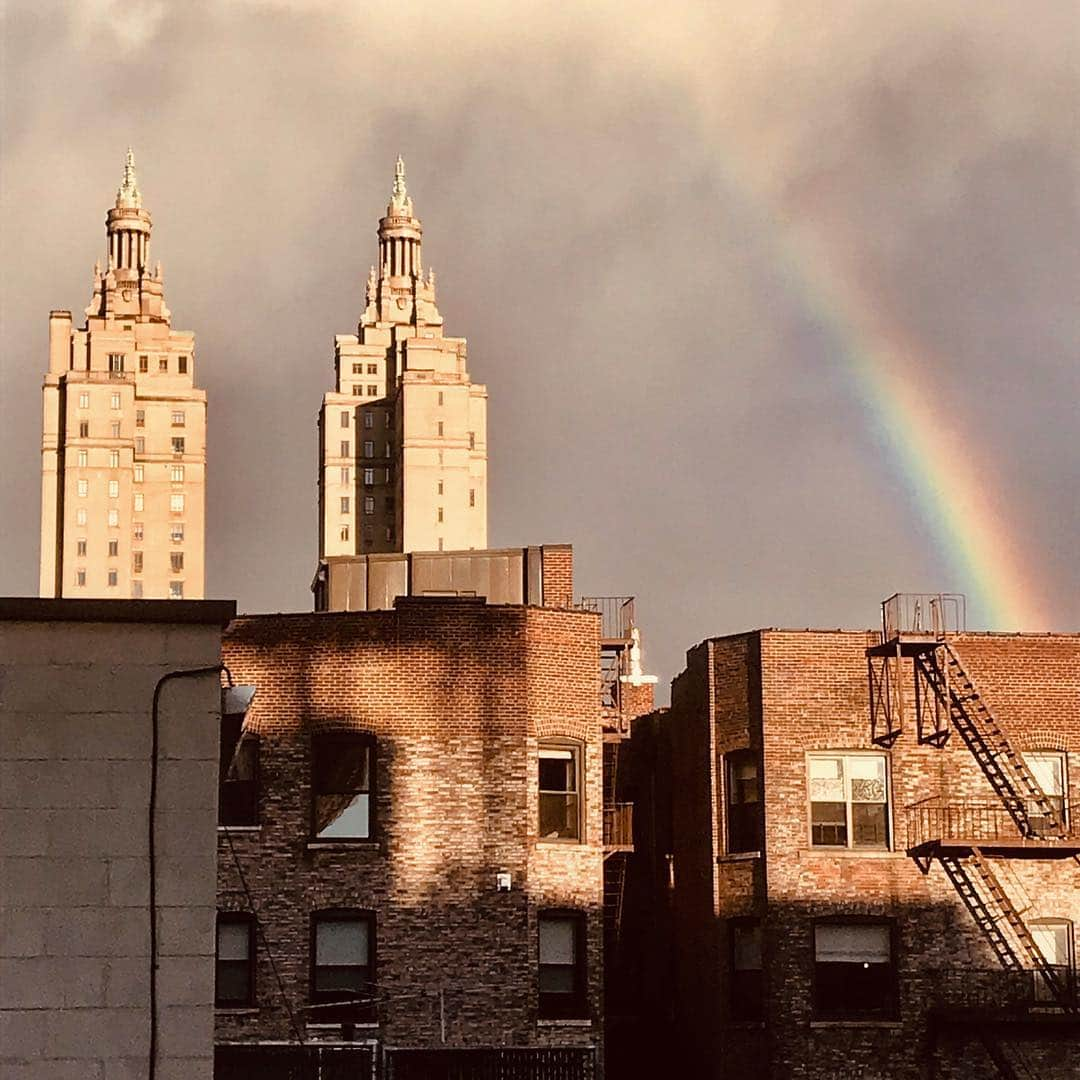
1,1,1076,692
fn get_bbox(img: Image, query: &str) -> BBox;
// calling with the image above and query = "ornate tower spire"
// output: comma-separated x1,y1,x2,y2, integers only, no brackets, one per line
391,155,410,212
116,147,142,209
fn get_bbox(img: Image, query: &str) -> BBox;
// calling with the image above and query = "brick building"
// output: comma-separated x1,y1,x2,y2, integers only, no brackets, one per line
213,593,613,1078
627,600,1080,1079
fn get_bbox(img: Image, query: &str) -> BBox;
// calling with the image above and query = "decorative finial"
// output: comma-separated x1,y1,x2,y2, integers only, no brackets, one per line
390,155,413,214
116,147,142,208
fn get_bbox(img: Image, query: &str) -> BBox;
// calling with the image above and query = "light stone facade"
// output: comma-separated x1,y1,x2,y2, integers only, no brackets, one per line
318,159,488,563
40,150,206,601
0,597,235,1080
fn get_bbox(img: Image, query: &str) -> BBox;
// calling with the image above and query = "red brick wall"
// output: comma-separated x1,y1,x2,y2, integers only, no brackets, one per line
540,545,574,609
662,629,1080,1079
216,598,604,1059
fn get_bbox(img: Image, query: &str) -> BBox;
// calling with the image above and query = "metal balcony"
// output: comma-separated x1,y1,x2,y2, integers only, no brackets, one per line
906,797,1080,858
603,802,634,852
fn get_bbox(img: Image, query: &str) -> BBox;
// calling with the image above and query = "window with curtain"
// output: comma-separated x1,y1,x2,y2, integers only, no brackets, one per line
312,733,373,840
538,913,586,1019
808,754,889,849
813,921,895,1018
216,913,255,1007
539,742,581,841
311,912,374,1022
1023,751,1068,834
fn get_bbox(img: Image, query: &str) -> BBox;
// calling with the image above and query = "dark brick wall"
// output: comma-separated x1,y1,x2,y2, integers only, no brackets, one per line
540,545,574,610
659,629,1080,1079
215,598,604,1061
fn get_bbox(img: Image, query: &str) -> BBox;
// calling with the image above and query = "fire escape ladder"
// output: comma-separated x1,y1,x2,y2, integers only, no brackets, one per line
978,1032,1041,1080
922,644,1064,838
603,851,628,947
938,852,1024,972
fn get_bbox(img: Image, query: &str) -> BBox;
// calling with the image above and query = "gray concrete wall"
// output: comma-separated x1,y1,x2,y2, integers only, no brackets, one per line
0,615,224,1080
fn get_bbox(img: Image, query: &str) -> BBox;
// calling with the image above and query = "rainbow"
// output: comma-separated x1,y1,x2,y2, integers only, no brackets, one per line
767,213,1050,632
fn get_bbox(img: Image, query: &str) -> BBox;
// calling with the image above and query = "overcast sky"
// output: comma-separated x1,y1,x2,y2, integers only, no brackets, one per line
1,1,1076,695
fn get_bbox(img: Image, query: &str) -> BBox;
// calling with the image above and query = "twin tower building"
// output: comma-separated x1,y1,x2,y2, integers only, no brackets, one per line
39,152,488,600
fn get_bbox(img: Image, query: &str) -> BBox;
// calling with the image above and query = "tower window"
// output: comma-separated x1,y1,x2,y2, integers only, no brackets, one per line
107,571,117,588
437,481,443,496
134,465,144,483
134,493,144,512
169,581,184,600
352,363,363,375
170,523,184,543
363,468,374,486
111,422,120,438
352,385,363,396
133,552,143,574
341,441,351,457
364,412,374,429
171,411,185,427
108,509,119,527
131,581,143,598
341,411,350,429
171,437,185,455
340,497,350,514
437,507,443,523
385,412,394,429
136,410,145,428
363,496,374,515
139,355,148,373
108,540,119,558
170,494,185,514
178,356,188,374
340,525,350,542
469,488,475,507
78,392,89,409
76,509,87,526
77,480,88,498
367,364,377,374
109,450,119,469
77,451,87,468
170,552,184,573
437,392,443,406
110,393,121,410
76,569,86,587
469,431,475,450
134,523,144,541
340,467,350,485
77,540,87,557
437,421,444,437
135,437,145,454
108,481,119,499
159,357,168,372
171,465,184,482
108,354,124,374
363,441,373,458
79,422,89,438
367,385,377,396
385,527,394,542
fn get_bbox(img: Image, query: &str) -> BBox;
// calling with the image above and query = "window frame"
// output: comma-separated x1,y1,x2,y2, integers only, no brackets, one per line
725,749,762,854
812,917,898,1021
729,917,764,1022
806,751,891,851
215,912,256,1008
1022,750,1069,832
537,910,588,1020
219,733,259,828
310,909,376,1022
1030,917,1075,1005
538,739,583,843
310,732,376,842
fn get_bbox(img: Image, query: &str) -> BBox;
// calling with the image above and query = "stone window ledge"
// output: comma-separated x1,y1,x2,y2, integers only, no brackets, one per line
218,825,261,834
216,1007,261,1016
537,1019,593,1027
717,851,761,863
809,1020,903,1029
306,1022,379,1031
306,841,381,852
798,849,900,859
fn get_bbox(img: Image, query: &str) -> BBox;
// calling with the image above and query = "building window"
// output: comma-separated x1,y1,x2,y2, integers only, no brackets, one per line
108,509,119,527
730,919,764,1021
77,479,88,498
367,364,377,374
352,385,363,396
468,431,475,450
159,357,168,372
813,921,896,1019
171,437,185,455
136,409,145,428
170,552,184,573
169,581,184,599
79,421,89,438
363,412,374,429
437,421,444,437
172,411,185,427
437,480,443,496
1023,751,1068,832
342,441,351,457
76,539,87,557
133,551,143,574
134,493,144,512
171,465,184,483
352,363,363,375
538,913,586,1019
363,440,373,458
384,497,394,513
107,570,118,588
385,527,394,542
340,411,350,429
726,750,761,854
311,733,373,840
77,450,88,468
178,356,188,374
436,507,443,523
108,354,124,373
340,525,350,542
170,494,185,514
363,468,374,486
139,355,148,373
108,540,119,558
110,392,121,409
109,450,119,469
808,753,889,849
385,412,394,430
134,465,143,483
76,569,86,587
539,742,581,841
76,509,87,527
171,523,184,543
385,441,393,457
340,497,350,514
1031,919,1074,1004
131,581,143,598
367,384,377,396
215,914,255,1007
437,391,443,406
111,422,120,438
364,496,374,515
340,467,350,485
78,392,90,409
311,912,374,1021
220,735,259,827
469,488,475,507
108,480,119,499
135,437,145,454
133,523,144,541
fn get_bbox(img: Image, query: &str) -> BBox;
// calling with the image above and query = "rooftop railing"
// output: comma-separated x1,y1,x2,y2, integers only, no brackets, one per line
925,967,1077,1015
881,592,966,643
578,596,635,642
